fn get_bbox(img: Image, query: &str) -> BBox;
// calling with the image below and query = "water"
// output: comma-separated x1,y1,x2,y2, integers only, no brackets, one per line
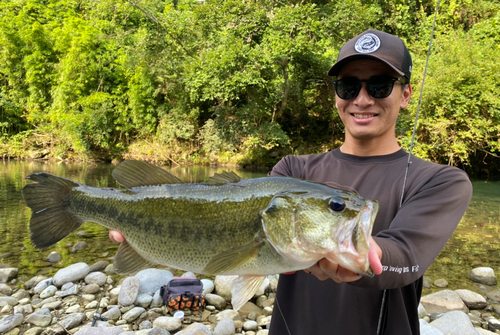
1,160,499,292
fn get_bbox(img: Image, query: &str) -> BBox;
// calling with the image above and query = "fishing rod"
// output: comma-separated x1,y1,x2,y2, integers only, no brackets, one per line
376,1,441,334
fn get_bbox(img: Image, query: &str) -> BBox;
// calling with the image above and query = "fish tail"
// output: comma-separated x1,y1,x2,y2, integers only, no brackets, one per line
22,173,83,249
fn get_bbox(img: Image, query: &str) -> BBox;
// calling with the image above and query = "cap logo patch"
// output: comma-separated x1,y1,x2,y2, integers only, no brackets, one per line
354,33,381,54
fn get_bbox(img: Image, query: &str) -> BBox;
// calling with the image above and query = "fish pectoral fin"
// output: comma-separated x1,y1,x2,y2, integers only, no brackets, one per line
203,241,264,275
204,171,242,186
112,160,184,188
113,240,153,274
230,275,265,311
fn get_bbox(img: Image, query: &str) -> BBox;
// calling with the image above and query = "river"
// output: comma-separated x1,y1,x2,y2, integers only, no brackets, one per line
1,159,499,293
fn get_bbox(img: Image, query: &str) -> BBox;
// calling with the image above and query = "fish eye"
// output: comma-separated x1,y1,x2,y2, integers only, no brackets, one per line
329,197,346,212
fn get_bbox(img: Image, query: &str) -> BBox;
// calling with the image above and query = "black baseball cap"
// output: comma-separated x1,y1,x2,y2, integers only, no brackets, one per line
328,29,412,81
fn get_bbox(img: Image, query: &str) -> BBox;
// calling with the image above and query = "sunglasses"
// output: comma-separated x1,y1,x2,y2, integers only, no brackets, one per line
332,75,407,100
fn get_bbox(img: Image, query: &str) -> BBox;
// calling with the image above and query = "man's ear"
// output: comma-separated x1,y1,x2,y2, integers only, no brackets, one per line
400,84,412,109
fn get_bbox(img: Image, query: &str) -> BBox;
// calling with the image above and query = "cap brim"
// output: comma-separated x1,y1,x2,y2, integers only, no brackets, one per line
327,54,405,78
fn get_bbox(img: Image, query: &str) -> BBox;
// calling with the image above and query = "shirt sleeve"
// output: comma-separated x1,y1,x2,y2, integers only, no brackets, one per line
352,168,472,289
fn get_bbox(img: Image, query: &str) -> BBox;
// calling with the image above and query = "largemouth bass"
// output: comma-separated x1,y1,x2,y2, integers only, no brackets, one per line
22,160,379,310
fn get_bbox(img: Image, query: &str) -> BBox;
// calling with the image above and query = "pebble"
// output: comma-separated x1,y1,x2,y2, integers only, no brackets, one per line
53,263,90,287
470,267,497,286
85,271,107,286
153,316,182,332
0,268,18,283
89,261,110,273
0,261,498,334
135,269,174,295
45,251,62,264
214,317,236,335
72,241,88,253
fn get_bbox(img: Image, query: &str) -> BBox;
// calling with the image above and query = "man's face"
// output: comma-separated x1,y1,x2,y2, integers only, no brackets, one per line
335,59,412,143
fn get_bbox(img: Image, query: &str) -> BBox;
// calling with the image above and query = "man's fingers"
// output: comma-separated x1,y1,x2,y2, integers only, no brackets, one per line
109,230,125,243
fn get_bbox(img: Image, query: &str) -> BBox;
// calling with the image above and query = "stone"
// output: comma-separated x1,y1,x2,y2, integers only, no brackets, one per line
216,309,242,322
433,279,448,288
153,316,182,332
181,272,197,278
40,285,57,299
135,293,153,308
13,303,33,315
201,279,215,294
486,290,500,303
243,320,259,331
214,276,236,301
146,327,170,335
238,301,262,317
119,277,141,306
58,283,79,297
66,304,84,314
0,283,13,295
150,290,163,308
72,241,88,253
45,251,62,264
33,278,53,294
89,261,110,273
430,311,480,335
73,326,125,335
82,283,101,294
57,313,86,330
24,275,48,289
102,306,121,321
178,322,211,335
85,271,107,286
139,320,153,330
62,282,76,291
489,318,500,331
0,313,24,333
470,267,497,286
0,297,18,306
214,317,235,335
135,269,174,295
26,308,52,327
24,327,44,335
122,306,146,322
53,263,90,287
418,303,428,318
455,289,487,309
206,293,227,310
0,268,18,283
42,300,62,310
420,290,469,314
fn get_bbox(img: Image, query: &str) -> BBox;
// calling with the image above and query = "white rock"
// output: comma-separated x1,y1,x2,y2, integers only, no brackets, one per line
66,304,84,314
0,313,24,333
455,289,487,309
470,267,497,286
420,290,469,314
135,269,174,295
40,285,57,299
122,306,146,322
243,320,259,331
135,293,153,308
53,263,90,287
214,317,236,335
33,278,53,294
201,279,215,294
0,268,18,283
85,272,107,286
430,311,479,335
14,303,33,315
119,277,141,306
153,316,182,332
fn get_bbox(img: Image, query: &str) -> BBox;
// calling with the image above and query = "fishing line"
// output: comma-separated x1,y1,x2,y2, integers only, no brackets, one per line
376,1,440,334
275,296,292,335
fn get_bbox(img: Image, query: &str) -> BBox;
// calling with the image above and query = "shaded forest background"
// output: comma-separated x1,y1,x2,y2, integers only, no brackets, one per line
0,0,499,178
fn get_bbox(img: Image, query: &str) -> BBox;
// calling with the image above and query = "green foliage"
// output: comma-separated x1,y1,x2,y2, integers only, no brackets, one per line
0,0,499,176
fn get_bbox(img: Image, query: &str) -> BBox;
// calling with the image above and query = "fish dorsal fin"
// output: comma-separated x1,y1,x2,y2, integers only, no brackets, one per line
112,160,184,189
203,240,264,275
204,171,242,186
114,240,153,274
231,275,265,311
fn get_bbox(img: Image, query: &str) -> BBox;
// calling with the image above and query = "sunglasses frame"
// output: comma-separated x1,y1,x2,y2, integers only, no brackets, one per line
332,75,408,100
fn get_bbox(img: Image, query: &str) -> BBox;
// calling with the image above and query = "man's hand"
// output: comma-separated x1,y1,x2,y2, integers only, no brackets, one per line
285,237,383,283
109,230,125,243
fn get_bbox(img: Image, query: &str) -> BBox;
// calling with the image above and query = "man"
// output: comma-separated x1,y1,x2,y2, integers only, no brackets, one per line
110,29,472,334
265,29,472,334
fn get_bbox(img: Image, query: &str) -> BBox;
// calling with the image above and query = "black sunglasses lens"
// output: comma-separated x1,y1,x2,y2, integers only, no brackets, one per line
335,78,361,100
367,76,396,98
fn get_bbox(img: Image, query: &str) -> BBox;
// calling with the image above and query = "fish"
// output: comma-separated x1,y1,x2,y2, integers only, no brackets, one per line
22,160,379,310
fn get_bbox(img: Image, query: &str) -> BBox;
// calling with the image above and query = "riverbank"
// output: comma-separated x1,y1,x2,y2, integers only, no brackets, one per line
1,260,500,335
